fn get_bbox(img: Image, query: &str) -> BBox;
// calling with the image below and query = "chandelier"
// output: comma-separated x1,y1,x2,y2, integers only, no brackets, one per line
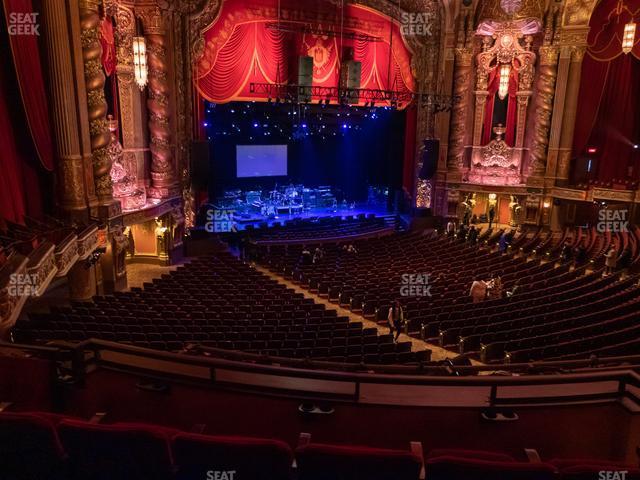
498,64,511,100
623,22,636,54
132,36,148,90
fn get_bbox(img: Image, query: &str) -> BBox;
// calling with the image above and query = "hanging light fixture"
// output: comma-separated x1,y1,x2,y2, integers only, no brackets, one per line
622,22,637,54
132,36,148,90
498,64,511,101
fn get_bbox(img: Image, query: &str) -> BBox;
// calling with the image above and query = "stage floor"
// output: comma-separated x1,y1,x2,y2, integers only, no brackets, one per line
230,203,393,230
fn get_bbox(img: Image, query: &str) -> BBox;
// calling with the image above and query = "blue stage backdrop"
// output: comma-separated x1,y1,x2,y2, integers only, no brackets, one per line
204,101,406,203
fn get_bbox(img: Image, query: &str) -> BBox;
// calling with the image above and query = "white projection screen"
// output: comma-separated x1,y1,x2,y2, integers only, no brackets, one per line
236,145,288,178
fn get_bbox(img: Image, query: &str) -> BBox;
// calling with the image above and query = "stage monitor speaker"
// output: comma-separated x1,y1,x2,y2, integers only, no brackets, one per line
340,60,361,104
418,139,439,180
190,140,210,191
298,56,313,102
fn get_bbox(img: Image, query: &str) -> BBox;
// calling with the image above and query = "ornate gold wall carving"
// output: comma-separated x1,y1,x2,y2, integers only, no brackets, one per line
79,0,113,205
448,48,473,170
139,6,179,199
529,46,559,176
41,0,89,217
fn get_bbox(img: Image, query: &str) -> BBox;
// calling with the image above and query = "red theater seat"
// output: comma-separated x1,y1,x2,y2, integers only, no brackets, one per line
0,412,67,479
427,448,516,463
58,419,177,480
172,432,293,480
296,442,423,480
425,456,558,480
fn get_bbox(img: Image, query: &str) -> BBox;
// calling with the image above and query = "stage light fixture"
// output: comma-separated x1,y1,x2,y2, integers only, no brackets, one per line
623,22,637,54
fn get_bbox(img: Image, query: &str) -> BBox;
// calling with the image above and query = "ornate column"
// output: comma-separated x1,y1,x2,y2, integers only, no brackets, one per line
110,4,150,196
448,48,473,172
546,45,573,181
556,45,586,183
472,36,492,147
41,0,88,220
529,46,560,177
514,37,535,149
139,6,179,199
79,0,114,208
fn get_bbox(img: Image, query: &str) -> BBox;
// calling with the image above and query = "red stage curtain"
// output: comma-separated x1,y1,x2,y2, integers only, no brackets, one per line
3,0,54,172
195,0,415,106
0,43,43,224
482,68,499,145
572,0,640,183
505,69,518,147
100,18,116,77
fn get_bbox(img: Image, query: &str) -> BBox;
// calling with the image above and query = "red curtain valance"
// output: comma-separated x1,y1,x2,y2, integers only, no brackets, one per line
587,0,640,62
195,0,415,106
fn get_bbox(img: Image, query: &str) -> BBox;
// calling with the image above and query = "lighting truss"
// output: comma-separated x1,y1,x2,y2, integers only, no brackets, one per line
249,83,458,112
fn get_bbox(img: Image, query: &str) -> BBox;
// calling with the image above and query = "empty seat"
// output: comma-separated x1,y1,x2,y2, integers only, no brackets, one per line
296,442,422,480
425,456,558,480
173,432,293,480
0,412,67,479
58,419,177,480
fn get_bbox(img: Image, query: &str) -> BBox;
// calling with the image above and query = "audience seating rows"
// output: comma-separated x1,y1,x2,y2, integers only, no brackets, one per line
14,252,428,365
1,411,637,480
259,227,640,363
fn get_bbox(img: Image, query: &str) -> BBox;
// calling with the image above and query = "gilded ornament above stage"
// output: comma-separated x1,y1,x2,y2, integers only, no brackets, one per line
477,0,545,34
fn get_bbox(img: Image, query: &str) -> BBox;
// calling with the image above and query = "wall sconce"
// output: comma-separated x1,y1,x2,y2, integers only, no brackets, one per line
543,201,551,209
132,36,148,90
498,64,511,100
623,22,637,54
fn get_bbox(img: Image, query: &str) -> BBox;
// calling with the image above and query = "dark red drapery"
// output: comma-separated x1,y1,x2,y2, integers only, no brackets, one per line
572,0,640,183
3,0,54,172
195,0,415,106
481,67,517,147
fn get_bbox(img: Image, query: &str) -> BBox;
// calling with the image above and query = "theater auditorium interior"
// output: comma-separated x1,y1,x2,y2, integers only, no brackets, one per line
2,0,640,478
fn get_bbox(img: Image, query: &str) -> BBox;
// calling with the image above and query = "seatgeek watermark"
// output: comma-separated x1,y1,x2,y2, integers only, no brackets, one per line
599,471,629,480
400,274,432,297
597,208,629,233
8,12,39,36
400,12,434,36
8,273,38,297
206,471,236,480
205,209,237,233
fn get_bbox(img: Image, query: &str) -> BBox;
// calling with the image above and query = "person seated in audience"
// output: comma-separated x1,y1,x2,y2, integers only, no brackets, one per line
498,232,508,252
446,220,456,237
312,247,324,264
469,278,488,303
470,214,478,225
604,247,617,275
488,276,503,300
301,246,312,265
561,240,573,262
574,244,587,265
506,279,520,298
467,225,479,244
457,224,468,242
346,244,358,254
387,300,405,342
